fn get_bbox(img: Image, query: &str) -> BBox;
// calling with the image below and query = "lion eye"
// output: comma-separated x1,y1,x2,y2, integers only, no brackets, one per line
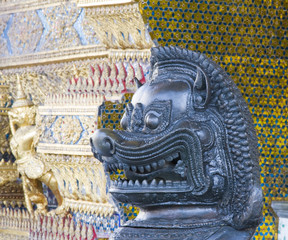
145,113,160,129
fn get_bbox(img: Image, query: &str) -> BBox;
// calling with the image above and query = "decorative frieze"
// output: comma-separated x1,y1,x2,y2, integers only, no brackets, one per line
85,3,153,49
0,0,77,15
1,57,149,107
0,207,119,239
0,1,153,68
0,160,18,186
78,0,135,7
40,154,114,217
0,207,30,240
0,45,107,69
0,81,11,154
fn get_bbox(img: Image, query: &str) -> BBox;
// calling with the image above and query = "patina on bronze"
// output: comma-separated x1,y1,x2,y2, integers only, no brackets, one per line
91,46,263,240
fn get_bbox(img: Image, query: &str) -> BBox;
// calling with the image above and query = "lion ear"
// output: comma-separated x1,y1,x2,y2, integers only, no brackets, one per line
134,77,143,88
193,68,211,109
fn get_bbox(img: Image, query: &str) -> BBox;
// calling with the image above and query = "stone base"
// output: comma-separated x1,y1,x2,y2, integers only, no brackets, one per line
110,226,254,240
272,201,288,240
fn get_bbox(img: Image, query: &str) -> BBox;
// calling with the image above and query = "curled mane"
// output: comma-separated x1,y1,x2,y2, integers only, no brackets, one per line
150,46,262,229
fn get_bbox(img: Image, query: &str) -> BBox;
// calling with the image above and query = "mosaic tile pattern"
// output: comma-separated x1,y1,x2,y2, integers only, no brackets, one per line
99,93,133,131
73,212,121,238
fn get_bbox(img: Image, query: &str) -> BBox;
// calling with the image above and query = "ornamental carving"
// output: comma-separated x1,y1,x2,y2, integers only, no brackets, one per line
91,46,263,240
0,1,152,68
8,11,43,55
42,4,82,51
0,115,10,154
85,4,153,49
0,14,10,57
42,154,114,217
1,58,149,106
53,116,83,145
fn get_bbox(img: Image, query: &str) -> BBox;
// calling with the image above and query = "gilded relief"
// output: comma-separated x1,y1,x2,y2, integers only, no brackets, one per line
0,116,10,154
42,3,82,51
0,14,10,57
37,114,96,146
44,154,114,216
85,3,153,49
8,76,64,215
53,116,82,145
3,71,68,105
0,0,153,239
8,11,43,55
0,160,18,187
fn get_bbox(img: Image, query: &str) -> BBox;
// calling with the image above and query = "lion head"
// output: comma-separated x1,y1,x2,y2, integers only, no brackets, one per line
91,46,262,231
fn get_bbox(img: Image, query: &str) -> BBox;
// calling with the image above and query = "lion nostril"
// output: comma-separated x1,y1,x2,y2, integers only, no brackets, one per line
90,129,117,157
104,137,115,155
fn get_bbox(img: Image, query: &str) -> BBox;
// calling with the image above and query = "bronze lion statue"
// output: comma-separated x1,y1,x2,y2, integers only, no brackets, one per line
91,46,262,240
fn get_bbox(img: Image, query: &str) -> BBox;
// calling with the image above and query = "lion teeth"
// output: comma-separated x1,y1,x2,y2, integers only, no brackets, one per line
128,180,134,187
151,162,157,170
122,180,128,187
158,160,165,167
131,165,137,172
158,180,165,187
172,152,179,159
166,180,172,187
145,164,151,172
166,156,173,162
150,179,157,187
135,180,140,187
173,181,180,187
142,179,148,187
181,181,187,186
112,179,187,188
138,166,145,173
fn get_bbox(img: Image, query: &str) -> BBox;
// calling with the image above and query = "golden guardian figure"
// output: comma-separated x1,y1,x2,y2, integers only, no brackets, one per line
8,75,64,215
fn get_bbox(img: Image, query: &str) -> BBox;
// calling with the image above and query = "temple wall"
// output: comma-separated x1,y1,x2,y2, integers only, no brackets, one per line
0,1,151,239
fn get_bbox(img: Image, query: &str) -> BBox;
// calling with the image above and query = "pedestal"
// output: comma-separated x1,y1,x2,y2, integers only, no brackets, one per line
272,201,288,240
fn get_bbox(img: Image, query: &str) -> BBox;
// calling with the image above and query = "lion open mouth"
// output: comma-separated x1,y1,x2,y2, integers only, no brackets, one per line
91,128,210,195
108,151,190,192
